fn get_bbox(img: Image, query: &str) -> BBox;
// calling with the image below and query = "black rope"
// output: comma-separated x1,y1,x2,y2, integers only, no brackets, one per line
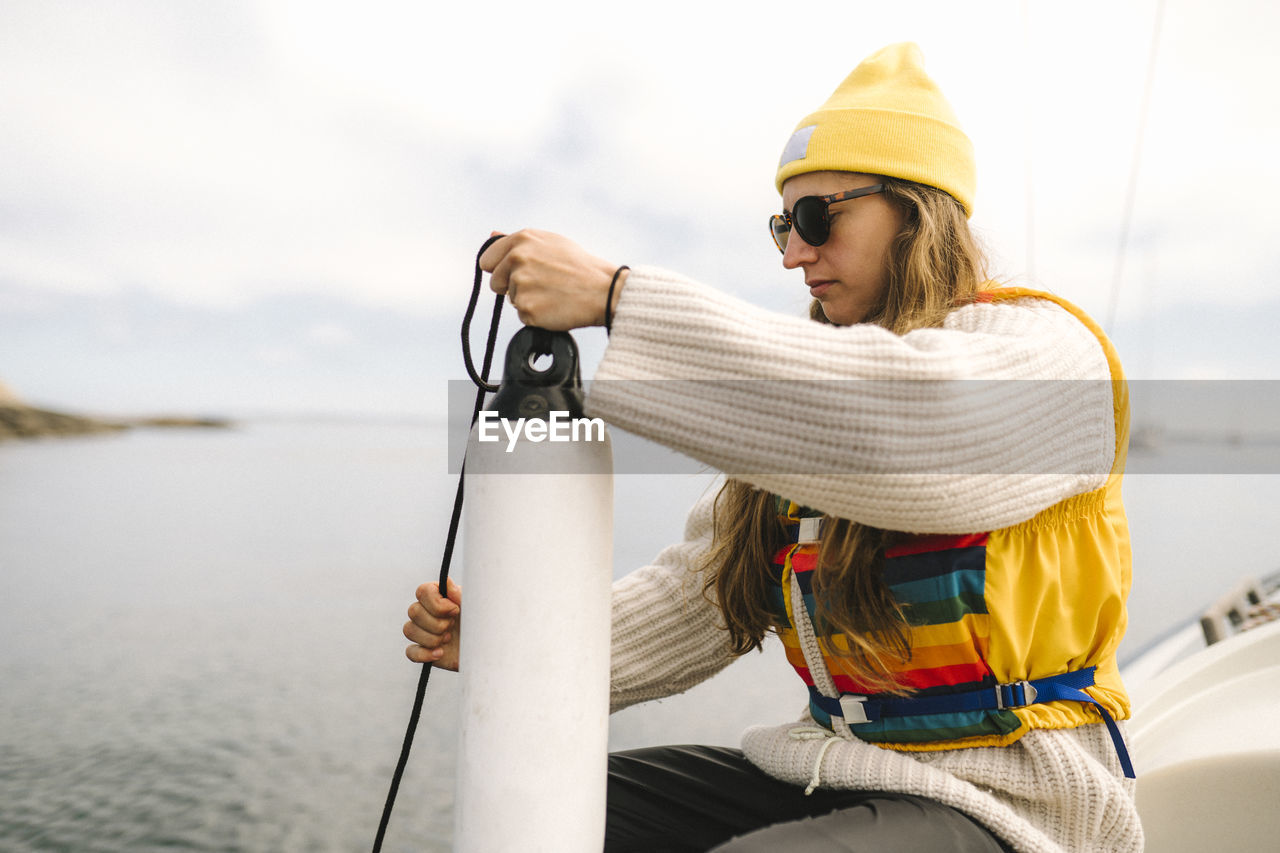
462,237,506,393
372,234,506,853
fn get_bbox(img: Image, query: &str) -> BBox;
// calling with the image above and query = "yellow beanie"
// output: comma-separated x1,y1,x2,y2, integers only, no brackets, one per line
775,42,975,216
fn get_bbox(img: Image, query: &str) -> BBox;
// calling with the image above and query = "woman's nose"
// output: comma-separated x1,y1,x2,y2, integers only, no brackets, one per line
781,232,818,269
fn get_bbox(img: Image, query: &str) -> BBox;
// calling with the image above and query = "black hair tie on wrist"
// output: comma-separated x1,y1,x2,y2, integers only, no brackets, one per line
604,265,630,336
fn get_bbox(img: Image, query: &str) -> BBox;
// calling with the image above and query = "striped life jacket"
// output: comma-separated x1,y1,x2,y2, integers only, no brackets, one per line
767,288,1133,770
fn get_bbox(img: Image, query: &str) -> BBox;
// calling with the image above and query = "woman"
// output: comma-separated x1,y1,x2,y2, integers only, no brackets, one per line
405,43,1141,851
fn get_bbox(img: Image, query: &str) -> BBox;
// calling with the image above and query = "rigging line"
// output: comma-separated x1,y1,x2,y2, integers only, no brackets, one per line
1020,0,1036,283
372,234,506,853
1105,0,1167,335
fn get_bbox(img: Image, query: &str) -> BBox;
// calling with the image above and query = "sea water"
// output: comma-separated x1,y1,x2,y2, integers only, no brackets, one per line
2,421,1278,852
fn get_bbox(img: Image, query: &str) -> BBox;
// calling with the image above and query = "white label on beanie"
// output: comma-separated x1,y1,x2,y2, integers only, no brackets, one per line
779,125,817,168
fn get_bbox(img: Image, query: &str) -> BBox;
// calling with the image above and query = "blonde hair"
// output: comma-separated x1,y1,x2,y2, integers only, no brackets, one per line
706,176,987,693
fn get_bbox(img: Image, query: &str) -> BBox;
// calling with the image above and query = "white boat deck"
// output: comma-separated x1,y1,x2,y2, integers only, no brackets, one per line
1126,574,1280,851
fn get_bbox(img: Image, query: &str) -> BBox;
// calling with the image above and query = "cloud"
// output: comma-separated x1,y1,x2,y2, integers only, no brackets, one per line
307,322,356,348
4,0,1280,414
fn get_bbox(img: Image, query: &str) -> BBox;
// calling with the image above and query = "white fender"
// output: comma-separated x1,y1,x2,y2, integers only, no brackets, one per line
455,415,613,852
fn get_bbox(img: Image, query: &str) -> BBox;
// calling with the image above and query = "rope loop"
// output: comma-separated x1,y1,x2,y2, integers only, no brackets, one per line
461,233,507,392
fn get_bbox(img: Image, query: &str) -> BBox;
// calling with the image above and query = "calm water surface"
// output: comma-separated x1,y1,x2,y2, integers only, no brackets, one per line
2,422,1277,851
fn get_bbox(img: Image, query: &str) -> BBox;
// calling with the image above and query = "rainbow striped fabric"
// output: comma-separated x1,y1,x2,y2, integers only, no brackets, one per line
770,501,1025,747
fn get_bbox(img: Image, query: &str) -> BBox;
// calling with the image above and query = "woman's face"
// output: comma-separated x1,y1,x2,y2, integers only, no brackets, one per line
780,171,905,326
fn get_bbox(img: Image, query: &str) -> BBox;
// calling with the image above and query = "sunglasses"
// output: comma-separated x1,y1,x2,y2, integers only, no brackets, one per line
769,184,886,253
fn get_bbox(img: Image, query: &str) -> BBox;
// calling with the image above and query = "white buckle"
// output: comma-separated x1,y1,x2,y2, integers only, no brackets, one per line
797,517,823,544
838,694,870,724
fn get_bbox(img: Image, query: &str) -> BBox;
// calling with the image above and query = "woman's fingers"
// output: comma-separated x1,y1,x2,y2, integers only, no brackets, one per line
416,580,459,616
405,641,446,664
407,582,457,636
478,233,514,290
406,600,453,636
474,229,617,330
403,616,451,649
404,580,462,670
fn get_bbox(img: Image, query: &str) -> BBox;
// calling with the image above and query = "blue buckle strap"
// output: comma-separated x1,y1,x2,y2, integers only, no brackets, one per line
811,666,1135,778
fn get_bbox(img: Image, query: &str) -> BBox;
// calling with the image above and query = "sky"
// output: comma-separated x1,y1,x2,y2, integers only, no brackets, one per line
2,0,1279,418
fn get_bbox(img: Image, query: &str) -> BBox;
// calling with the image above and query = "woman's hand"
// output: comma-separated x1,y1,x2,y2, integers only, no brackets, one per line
404,578,462,671
478,229,627,330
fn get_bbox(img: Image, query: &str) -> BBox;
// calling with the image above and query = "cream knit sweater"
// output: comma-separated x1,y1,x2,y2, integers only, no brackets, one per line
587,266,1142,852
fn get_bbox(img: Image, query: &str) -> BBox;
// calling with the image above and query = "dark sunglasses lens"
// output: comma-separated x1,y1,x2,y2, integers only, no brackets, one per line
769,215,790,252
792,197,829,246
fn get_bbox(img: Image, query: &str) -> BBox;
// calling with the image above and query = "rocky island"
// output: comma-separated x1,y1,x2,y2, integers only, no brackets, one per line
0,380,230,440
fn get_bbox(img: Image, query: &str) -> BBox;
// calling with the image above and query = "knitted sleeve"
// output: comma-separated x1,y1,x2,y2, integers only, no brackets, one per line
610,487,738,713
586,266,1117,534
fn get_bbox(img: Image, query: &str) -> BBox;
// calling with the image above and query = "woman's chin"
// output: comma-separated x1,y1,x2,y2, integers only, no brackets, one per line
817,302,868,326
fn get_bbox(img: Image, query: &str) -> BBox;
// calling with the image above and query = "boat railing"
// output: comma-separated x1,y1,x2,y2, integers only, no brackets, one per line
1199,569,1280,645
